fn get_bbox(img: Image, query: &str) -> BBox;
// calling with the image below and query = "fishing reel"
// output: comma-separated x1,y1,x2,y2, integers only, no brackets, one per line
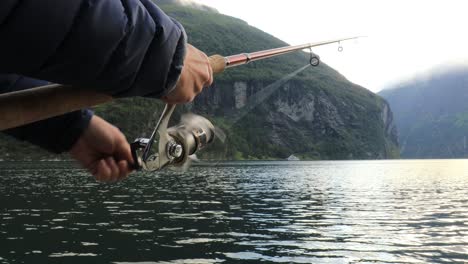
130,104,217,171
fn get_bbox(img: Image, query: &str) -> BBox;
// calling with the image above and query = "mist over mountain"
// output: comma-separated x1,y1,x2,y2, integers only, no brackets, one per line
157,0,217,12
379,65,468,158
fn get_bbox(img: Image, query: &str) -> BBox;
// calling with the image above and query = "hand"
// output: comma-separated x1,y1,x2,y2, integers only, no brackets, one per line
163,44,213,104
70,115,134,183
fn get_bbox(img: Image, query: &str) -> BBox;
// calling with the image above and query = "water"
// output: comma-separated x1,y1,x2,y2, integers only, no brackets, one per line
0,160,467,263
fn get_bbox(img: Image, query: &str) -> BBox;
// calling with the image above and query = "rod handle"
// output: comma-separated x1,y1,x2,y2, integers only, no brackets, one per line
208,54,226,74
0,54,227,131
0,85,112,131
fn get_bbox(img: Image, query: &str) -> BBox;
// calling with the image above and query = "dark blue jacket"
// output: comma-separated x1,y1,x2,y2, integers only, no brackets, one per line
0,0,186,153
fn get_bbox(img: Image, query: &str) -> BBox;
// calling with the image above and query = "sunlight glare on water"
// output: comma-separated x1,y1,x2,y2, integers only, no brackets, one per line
0,160,467,263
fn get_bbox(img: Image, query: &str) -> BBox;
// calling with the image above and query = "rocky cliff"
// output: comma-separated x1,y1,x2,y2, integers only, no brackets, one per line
191,75,399,160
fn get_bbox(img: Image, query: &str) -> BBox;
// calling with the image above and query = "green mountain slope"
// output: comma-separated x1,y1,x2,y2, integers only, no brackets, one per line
0,0,399,160
379,66,468,158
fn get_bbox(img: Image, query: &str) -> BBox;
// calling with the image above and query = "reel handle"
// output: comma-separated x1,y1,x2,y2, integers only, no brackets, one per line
130,138,149,170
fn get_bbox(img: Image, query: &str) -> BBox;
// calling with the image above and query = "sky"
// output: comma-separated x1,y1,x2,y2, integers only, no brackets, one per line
192,0,468,92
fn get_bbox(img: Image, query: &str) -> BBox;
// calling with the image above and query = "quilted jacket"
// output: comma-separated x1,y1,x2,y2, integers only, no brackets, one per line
0,0,186,153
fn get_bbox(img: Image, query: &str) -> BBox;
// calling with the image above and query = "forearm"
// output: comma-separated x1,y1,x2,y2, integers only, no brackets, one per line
0,0,189,152
0,0,186,98
1,75,93,153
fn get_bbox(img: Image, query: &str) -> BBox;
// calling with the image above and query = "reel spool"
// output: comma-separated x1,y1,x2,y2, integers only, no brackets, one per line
167,114,215,167
130,104,217,172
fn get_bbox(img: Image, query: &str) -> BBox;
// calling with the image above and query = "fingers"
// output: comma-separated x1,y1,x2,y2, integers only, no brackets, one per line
93,157,132,183
70,114,135,183
114,134,134,165
162,44,213,104
94,127,134,183
190,45,213,90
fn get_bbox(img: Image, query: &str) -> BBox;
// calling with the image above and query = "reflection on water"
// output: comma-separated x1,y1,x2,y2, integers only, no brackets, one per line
0,160,467,263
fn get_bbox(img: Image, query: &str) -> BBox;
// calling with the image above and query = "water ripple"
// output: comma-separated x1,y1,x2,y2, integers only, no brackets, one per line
0,160,467,263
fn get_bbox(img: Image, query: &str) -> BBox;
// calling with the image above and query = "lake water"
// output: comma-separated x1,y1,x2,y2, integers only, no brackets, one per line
0,160,467,263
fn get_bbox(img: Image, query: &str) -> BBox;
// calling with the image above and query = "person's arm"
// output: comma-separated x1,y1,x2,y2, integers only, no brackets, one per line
0,0,188,98
1,74,136,182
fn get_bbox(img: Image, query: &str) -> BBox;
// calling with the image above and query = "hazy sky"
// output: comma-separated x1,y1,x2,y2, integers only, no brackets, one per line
192,0,468,92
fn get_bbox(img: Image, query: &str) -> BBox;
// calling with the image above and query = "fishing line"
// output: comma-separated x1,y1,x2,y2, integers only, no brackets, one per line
231,64,311,125
126,37,361,172
210,64,312,161
164,64,312,166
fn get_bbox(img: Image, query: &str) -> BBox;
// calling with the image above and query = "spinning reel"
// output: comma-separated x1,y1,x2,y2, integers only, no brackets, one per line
130,104,218,171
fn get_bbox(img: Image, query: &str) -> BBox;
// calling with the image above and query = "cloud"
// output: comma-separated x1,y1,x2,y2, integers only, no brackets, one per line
166,0,218,12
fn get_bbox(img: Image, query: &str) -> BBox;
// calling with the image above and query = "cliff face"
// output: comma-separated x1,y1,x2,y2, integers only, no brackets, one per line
191,77,399,160
381,101,399,147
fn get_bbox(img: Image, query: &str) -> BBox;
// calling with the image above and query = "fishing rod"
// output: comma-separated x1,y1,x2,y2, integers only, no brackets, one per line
0,36,360,131
0,36,361,170
131,36,362,171
209,36,360,73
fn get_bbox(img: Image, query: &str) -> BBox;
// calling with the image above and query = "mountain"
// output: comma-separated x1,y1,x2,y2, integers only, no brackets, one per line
0,0,399,160
379,66,468,158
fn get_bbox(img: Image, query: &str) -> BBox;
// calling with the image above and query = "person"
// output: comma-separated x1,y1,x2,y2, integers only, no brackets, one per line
0,1,213,183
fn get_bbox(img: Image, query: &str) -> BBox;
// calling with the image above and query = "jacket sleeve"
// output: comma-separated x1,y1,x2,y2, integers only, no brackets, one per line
1,74,93,154
0,0,187,98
